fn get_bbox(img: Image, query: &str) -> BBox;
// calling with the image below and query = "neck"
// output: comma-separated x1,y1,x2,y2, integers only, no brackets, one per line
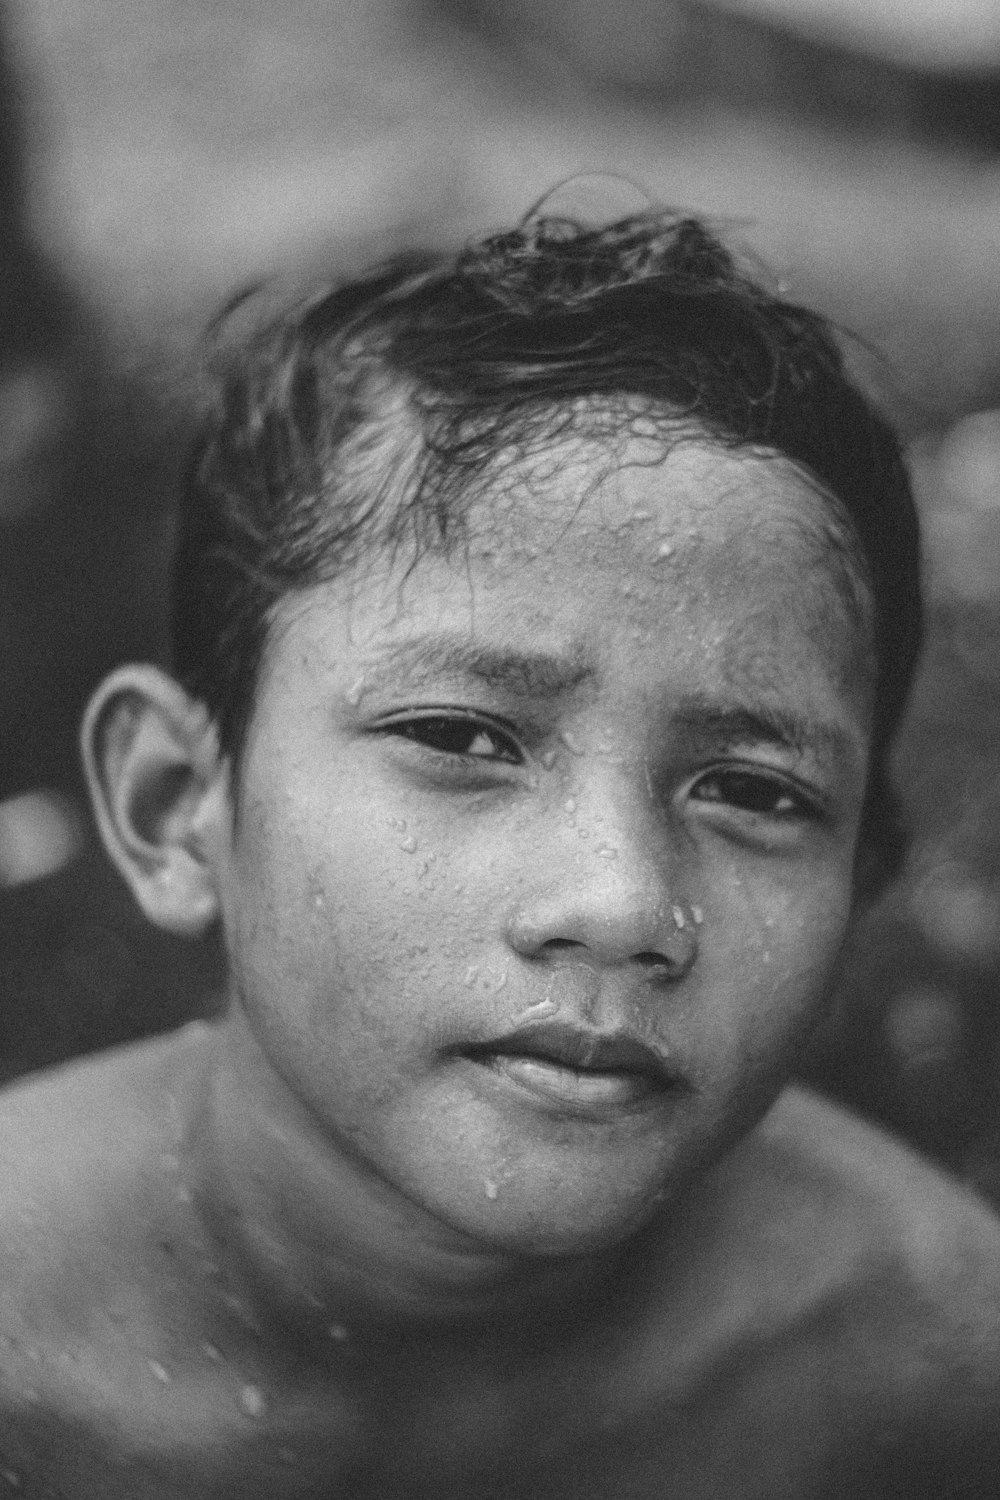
181,1008,634,1358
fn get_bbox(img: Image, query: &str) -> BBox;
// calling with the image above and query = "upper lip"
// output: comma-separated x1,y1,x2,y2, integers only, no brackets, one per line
466,1022,677,1085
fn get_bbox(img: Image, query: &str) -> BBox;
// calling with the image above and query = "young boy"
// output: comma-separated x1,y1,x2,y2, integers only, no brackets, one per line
1,209,999,1499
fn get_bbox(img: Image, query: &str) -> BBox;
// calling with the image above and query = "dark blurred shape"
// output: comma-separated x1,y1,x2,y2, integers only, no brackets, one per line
444,0,1000,150
0,6,220,1071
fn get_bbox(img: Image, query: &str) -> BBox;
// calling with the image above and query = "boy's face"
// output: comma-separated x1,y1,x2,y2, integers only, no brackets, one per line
217,432,874,1255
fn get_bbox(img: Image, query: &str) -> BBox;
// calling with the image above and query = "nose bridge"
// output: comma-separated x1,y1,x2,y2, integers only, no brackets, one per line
572,753,669,888
509,753,688,965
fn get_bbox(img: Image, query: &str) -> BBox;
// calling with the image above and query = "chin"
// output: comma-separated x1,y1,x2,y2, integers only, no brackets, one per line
441,1174,682,1259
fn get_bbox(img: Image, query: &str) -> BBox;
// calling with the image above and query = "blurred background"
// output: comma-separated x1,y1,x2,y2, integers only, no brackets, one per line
2,0,1000,1201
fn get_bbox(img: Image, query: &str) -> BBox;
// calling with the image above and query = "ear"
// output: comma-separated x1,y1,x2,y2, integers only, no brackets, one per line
81,665,231,936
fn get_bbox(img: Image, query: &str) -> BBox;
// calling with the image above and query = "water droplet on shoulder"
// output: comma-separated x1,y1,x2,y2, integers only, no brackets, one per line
238,1383,267,1418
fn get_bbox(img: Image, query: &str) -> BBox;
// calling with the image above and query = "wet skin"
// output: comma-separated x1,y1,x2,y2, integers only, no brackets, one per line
207,430,874,1288
6,429,947,1497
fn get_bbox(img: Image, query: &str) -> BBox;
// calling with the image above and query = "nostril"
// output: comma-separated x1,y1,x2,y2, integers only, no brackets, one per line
635,951,668,968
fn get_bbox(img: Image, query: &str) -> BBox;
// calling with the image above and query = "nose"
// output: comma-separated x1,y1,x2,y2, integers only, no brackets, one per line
505,778,697,978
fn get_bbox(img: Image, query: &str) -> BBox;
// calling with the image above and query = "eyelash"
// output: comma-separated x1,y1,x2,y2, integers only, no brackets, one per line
689,767,816,821
375,714,821,822
377,711,524,766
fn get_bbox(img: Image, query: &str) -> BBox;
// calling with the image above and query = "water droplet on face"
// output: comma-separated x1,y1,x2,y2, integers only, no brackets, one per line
540,749,558,770
328,1323,349,1343
597,845,617,860
518,996,560,1021
691,905,704,926
399,835,418,854
657,542,674,559
202,1341,223,1362
1,1467,21,1489
464,965,480,987
148,1359,172,1385
238,1383,267,1419
672,905,687,929
483,1179,499,1200
563,798,577,815
559,730,584,756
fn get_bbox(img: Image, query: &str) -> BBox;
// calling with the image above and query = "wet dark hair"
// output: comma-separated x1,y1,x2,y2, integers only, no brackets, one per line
173,209,922,882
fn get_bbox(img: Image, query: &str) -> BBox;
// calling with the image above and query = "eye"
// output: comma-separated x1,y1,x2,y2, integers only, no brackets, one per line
380,713,523,765
690,768,809,819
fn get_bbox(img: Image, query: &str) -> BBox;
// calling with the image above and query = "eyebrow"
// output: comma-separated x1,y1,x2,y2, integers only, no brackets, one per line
366,638,862,767
370,636,597,697
667,694,861,769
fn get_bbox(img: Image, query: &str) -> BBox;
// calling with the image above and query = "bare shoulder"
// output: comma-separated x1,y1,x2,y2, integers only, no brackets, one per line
0,1026,222,1488
615,1091,1000,1497
758,1085,1000,1325
751,1088,1000,1485
0,1022,213,1223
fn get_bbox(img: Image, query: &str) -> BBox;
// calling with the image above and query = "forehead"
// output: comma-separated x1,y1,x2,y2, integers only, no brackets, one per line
264,432,875,734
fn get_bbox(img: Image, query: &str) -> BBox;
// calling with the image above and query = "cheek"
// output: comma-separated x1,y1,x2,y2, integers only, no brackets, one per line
228,793,475,1061
700,869,853,1069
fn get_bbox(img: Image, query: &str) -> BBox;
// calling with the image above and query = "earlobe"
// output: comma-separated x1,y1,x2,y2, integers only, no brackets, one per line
81,665,230,936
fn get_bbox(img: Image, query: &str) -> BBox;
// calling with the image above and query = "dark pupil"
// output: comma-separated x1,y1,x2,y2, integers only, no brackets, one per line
402,717,499,756
715,772,780,811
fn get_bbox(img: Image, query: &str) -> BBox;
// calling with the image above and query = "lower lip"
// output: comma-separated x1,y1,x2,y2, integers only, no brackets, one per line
474,1052,671,1117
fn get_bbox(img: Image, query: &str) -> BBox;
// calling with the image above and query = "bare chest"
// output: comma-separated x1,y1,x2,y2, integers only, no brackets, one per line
0,1345,924,1500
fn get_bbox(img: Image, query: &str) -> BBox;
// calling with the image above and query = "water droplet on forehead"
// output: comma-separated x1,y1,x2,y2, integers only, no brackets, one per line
483,1179,499,1201
344,677,366,706
328,1323,350,1343
597,845,618,860
657,542,674,559
147,1359,172,1385
399,835,418,853
563,798,577,815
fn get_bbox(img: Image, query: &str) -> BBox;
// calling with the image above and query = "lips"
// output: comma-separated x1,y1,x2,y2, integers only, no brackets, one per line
462,1021,683,1115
